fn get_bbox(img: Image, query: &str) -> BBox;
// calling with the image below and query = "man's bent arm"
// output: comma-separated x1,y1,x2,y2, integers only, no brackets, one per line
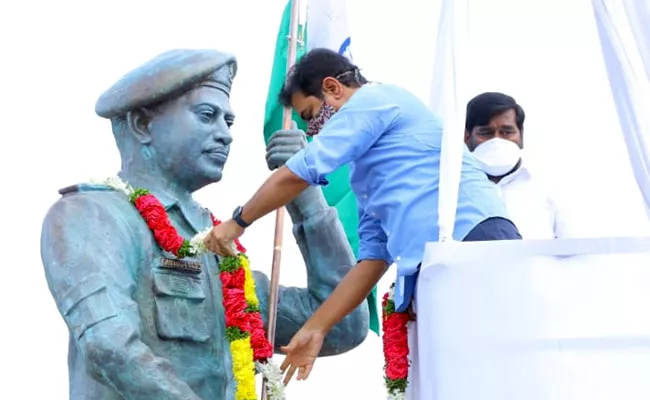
304,259,387,334
299,209,391,334
253,188,370,356
239,95,400,226
241,166,308,224
41,193,201,400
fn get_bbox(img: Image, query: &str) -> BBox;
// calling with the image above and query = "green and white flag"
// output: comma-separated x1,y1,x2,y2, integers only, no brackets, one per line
263,0,380,335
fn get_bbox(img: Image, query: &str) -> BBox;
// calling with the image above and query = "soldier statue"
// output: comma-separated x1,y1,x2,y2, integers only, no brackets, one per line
39,48,369,400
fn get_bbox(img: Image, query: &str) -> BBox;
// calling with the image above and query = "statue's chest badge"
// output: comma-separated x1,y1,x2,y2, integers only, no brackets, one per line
159,257,202,274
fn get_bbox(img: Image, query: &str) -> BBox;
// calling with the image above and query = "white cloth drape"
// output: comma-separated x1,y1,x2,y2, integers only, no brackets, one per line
429,0,469,241
409,0,469,397
411,237,650,400
592,0,650,217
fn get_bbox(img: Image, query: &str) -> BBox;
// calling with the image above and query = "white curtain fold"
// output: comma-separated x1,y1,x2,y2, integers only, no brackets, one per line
622,0,650,82
592,0,650,217
429,0,469,242
409,0,469,397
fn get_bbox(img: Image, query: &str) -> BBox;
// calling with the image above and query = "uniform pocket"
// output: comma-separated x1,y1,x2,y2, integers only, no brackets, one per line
152,266,210,342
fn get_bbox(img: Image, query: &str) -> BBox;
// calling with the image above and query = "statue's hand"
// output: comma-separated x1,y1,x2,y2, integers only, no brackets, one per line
266,121,307,170
265,121,326,221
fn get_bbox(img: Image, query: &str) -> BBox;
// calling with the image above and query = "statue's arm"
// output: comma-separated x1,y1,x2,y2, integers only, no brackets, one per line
254,186,369,357
40,193,201,400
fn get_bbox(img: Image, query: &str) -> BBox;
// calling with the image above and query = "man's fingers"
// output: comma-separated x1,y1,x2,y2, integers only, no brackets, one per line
210,241,236,257
408,308,417,321
280,344,294,354
283,365,297,386
203,231,213,244
305,364,313,379
280,355,290,372
221,243,236,257
297,364,313,381
280,342,296,372
203,235,218,254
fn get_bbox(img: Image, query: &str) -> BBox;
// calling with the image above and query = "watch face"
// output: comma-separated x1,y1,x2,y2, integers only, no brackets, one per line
233,206,242,218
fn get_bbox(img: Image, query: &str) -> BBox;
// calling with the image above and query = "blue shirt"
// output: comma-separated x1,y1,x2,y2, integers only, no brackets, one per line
286,84,509,311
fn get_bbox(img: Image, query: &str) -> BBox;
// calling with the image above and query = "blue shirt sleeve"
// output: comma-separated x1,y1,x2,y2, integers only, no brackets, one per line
285,87,400,186
357,208,391,264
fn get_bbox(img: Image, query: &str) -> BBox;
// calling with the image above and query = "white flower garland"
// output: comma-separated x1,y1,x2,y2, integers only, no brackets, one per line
257,361,287,399
90,176,286,399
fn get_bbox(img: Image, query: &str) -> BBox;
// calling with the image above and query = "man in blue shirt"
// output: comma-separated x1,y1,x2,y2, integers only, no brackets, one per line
204,48,521,382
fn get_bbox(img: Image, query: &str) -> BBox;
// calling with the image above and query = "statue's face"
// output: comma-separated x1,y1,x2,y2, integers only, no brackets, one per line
147,85,234,190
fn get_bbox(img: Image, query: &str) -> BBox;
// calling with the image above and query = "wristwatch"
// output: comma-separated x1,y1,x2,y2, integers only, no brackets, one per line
232,206,251,228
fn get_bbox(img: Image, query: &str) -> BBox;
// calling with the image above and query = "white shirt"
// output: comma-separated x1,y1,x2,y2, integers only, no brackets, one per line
495,164,569,239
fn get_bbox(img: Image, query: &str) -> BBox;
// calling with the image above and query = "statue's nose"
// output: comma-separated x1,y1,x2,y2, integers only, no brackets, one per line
213,119,233,145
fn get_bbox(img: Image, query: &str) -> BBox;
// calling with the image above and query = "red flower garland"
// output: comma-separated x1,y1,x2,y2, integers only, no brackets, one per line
134,194,185,254
129,187,273,362
382,286,410,397
210,215,272,361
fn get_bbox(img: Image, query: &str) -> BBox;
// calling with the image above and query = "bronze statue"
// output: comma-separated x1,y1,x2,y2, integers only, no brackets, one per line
40,48,368,399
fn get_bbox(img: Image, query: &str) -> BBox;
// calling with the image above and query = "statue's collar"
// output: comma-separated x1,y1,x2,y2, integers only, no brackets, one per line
112,173,213,233
65,182,213,234
150,189,212,234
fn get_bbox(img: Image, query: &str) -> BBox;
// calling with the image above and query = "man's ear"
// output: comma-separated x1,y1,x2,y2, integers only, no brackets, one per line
126,108,154,144
464,130,471,146
322,77,341,98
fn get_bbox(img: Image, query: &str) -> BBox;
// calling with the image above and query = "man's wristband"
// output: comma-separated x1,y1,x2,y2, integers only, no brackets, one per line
232,206,251,228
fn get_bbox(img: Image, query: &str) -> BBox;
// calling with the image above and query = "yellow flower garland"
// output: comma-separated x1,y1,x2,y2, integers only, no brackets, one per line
241,256,259,307
230,337,257,400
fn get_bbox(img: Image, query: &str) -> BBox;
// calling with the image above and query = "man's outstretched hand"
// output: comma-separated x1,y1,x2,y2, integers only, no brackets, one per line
203,219,244,257
280,327,325,385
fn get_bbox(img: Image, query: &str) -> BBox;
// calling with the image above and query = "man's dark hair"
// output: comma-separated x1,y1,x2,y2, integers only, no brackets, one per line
465,92,525,133
278,48,368,107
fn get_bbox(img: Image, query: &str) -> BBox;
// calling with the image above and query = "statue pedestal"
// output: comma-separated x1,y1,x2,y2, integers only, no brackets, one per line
407,237,650,400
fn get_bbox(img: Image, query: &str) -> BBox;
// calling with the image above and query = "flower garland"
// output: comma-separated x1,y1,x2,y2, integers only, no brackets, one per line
90,176,285,400
381,283,410,400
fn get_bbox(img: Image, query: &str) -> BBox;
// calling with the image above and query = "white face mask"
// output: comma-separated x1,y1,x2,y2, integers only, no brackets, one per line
471,138,522,177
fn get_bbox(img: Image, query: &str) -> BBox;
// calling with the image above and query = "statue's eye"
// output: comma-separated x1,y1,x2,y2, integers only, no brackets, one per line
225,118,234,128
199,111,215,123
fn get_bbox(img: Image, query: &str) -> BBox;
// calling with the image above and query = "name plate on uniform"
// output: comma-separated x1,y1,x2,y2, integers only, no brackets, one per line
159,257,202,273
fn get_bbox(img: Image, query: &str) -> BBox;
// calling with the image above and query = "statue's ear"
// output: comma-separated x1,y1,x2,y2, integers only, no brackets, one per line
126,108,153,144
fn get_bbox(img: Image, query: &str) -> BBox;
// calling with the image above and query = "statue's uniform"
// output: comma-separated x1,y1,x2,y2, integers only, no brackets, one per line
42,185,235,399
40,48,369,400
42,181,365,399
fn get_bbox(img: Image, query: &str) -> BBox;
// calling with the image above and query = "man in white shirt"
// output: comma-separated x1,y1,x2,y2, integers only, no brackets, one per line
464,92,569,239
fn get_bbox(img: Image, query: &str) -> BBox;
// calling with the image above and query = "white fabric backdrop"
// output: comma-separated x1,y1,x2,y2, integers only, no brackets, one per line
410,237,650,400
592,0,650,217
429,0,467,241
413,0,650,398
432,0,650,236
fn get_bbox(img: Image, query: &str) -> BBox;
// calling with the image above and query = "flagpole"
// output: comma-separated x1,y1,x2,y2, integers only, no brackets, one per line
262,0,301,398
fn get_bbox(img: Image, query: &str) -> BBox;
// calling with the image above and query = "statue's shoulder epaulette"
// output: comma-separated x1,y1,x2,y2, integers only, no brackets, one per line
58,183,116,197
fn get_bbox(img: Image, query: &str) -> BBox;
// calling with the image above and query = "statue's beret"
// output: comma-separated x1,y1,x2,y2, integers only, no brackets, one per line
95,49,238,119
